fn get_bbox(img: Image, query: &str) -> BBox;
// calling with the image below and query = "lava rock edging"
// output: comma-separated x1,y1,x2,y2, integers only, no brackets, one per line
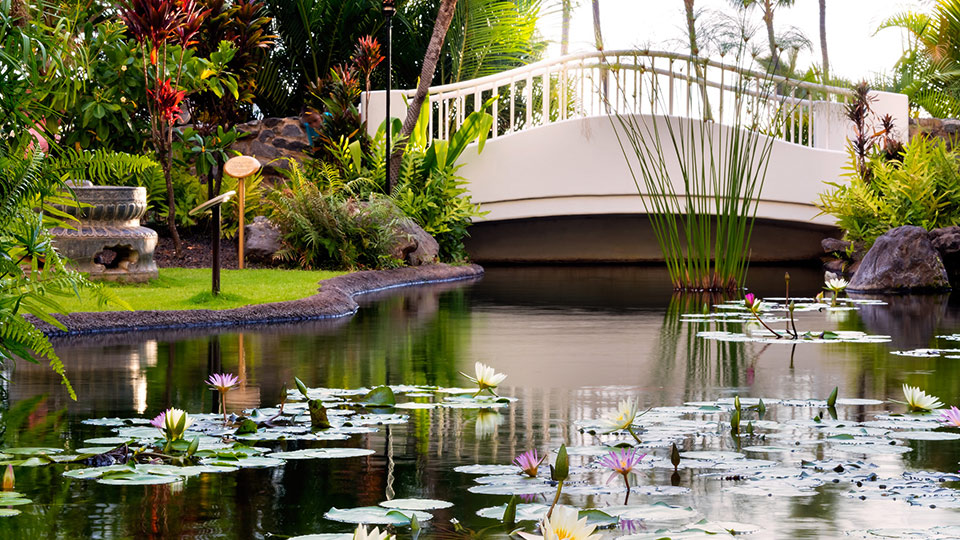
34,264,484,337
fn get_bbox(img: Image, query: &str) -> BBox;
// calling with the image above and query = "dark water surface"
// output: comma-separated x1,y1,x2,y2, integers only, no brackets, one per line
3,266,960,538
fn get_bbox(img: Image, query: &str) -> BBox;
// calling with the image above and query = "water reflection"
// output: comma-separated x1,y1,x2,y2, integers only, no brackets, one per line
0,266,959,537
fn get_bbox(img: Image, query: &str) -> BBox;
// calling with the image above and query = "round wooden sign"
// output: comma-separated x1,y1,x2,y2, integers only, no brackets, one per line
223,155,261,179
189,190,237,216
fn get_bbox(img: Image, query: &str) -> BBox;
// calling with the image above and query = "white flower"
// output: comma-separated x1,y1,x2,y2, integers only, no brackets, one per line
600,398,639,433
475,410,503,438
902,384,944,412
824,278,849,293
461,362,507,392
353,525,392,540
518,506,602,540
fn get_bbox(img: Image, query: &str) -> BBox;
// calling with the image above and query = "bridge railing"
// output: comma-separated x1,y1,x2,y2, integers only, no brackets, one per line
364,50,907,152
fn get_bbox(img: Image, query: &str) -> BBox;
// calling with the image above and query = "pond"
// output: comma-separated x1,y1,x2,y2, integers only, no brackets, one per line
3,266,960,538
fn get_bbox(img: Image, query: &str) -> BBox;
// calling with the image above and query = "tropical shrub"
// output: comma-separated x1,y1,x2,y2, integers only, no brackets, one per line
268,162,404,270
818,136,960,248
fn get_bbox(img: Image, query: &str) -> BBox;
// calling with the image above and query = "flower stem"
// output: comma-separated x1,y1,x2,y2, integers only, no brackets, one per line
623,473,631,505
626,425,642,446
752,312,784,339
546,480,564,519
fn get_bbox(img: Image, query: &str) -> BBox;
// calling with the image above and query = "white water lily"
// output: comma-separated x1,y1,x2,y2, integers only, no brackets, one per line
824,278,849,293
461,362,507,396
902,384,944,412
518,506,601,540
600,398,639,433
353,525,392,540
475,410,503,438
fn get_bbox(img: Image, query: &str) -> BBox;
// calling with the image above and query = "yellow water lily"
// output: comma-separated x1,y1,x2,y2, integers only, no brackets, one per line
461,362,507,396
518,506,602,540
901,384,944,412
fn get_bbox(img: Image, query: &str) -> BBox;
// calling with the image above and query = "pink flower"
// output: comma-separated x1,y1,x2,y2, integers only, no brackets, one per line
940,406,960,427
150,411,166,429
598,447,645,484
514,449,545,478
206,373,240,393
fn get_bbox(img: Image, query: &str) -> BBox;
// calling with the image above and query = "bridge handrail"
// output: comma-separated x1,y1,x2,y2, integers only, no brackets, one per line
398,49,854,101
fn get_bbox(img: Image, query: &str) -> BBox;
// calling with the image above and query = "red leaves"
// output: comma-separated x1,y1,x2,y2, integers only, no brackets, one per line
352,36,384,77
147,79,186,123
118,0,210,62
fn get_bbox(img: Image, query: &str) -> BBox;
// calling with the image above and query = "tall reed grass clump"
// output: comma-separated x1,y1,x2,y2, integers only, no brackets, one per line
608,57,794,291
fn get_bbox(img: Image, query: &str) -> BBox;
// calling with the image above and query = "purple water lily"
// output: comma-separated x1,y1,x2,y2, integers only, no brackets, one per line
598,447,646,504
940,406,960,427
207,372,241,425
514,449,545,478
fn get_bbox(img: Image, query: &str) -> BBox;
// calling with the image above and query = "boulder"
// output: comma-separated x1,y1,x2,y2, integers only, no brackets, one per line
244,216,283,263
848,225,951,292
395,217,439,266
233,117,310,177
821,237,851,255
930,225,960,283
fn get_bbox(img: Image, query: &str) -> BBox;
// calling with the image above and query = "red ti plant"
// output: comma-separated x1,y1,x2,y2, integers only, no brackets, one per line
119,0,210,254
352,35,384,123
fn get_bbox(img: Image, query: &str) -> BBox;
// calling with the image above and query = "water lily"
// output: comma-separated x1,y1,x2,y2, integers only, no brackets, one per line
940,406,960,427
514,449,545,478
151,408,192,441
518,505,602,540
901,384,944,412
461,362,507,397
598,447,645,503
353,524,392,540
475,410,503,438
824,278,849,306
743,293,784,338
599,398,643,445
207,372,240,425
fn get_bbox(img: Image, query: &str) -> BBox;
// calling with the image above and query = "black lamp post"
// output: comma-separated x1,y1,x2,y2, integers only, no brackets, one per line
383,0,395,191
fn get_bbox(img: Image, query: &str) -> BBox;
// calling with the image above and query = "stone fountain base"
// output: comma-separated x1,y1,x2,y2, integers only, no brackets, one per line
51,185,159,284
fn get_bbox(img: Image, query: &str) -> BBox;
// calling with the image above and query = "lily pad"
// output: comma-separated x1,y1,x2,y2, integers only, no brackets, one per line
323,506,431,525
2,447,63,456
0,509,21,517
888,431,960,441
453,464,519,475
379,498,453,510
268,448,375,460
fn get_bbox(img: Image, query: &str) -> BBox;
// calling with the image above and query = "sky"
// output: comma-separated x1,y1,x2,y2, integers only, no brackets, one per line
540,0,930,82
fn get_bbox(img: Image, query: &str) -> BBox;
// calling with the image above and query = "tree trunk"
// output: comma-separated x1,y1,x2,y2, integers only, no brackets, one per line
387,0,459,190
819,0,829,82
683,0,711,119
593,0,608,110
763,0,779,73
561,0,571,55
162,145,182,255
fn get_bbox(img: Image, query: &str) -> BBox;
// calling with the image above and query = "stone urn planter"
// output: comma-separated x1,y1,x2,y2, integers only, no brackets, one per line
50,184,159,283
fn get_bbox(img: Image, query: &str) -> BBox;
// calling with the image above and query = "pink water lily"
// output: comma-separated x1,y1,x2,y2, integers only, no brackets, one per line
940,406,960,427
207,372,241,425
514,449,545,478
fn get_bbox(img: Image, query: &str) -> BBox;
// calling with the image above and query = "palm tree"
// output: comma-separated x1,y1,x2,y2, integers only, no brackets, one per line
561,0,572,55
389,0,460,189
879,0,960,117
729,0,795,74
819,0,829,81
442,0,542,83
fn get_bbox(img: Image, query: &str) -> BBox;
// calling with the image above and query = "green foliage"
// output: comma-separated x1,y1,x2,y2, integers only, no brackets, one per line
878,1,960,116
817,136,960,247
268,161,404,270
220,172,267,240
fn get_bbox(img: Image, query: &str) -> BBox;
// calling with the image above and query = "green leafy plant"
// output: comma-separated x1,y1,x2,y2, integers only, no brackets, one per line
268,161,405,270
817,136,960,248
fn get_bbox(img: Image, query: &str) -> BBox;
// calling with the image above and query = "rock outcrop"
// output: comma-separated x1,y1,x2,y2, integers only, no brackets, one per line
847,225,951,292
929,225,960,284
244,216,283,263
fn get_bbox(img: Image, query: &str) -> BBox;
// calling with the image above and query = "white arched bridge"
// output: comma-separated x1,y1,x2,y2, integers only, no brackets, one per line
365,50,907,263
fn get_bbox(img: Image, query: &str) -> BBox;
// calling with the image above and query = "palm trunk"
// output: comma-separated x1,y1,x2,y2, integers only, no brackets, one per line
819,0,829,82
763,0,779,73
593,0,608,110
388,0,459,189
684,0,712,120
561,0,571,55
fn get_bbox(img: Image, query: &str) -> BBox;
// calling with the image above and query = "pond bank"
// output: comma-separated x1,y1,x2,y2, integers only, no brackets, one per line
34,263,484,337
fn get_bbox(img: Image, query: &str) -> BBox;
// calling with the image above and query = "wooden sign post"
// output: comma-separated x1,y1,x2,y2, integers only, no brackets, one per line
223,155,262,270
190,191,236,296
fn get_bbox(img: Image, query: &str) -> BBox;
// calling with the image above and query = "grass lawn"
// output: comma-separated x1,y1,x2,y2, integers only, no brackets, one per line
57,268,345,313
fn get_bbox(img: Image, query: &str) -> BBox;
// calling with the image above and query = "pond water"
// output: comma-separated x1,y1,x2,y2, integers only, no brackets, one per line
3,266,960,538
